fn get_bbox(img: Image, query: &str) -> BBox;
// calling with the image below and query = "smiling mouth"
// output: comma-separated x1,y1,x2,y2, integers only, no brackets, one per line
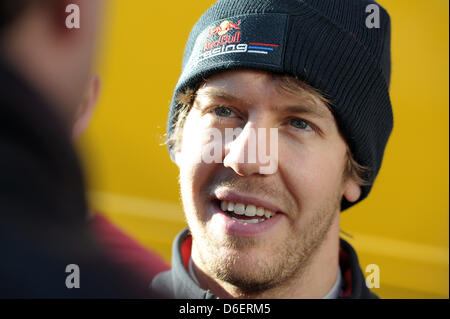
214,198,277,224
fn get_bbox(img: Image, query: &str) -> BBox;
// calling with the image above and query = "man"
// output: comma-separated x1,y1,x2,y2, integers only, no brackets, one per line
0,0,154,297
151,0,393,299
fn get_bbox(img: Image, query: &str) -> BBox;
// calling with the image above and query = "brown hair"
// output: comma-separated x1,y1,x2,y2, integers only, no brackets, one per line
167,74,370,186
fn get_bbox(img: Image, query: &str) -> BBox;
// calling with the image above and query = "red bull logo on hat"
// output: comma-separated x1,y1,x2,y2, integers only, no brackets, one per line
204,19,242,52
209,20,241,37
196,16,279,63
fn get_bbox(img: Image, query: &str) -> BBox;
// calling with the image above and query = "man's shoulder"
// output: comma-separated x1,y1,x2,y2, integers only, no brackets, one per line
150,270,175,298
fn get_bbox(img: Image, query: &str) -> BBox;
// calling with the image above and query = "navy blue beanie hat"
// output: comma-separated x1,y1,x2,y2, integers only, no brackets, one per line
167,0,393,210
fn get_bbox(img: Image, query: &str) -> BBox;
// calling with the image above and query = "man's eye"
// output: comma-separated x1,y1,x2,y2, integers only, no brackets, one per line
290,118,312,130
213,106,235,117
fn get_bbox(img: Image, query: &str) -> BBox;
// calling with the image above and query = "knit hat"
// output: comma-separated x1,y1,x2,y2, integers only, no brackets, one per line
167,0,393,210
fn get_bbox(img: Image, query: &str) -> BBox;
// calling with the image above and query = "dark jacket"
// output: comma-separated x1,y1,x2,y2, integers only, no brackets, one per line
0,58,154,298
151,227,379,299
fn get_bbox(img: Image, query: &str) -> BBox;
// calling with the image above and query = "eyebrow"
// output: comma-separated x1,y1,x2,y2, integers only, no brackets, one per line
196,87,244,105
195,87,332,119
280,104,331,119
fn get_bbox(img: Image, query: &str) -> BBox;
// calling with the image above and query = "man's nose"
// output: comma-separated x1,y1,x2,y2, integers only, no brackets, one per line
223,122,278,176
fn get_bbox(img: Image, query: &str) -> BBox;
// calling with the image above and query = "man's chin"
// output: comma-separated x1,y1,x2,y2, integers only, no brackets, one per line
209,250,281,294
203,230,278,262
198,236,285,288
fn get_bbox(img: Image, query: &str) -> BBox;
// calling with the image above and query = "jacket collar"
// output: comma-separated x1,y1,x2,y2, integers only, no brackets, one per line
162,227,377,299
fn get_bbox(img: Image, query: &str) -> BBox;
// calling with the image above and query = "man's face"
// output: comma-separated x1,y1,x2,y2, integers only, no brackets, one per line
175,70,359,294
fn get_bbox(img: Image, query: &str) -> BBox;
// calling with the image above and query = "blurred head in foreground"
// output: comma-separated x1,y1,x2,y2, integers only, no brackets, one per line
0,1,157,298
0,0,104,131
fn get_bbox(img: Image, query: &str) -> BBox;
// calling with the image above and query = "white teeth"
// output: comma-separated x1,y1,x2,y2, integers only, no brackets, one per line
221,201,228,212
219,200,277,219
256,207,265,217
265,209,275,218
245,205,256,217
234,203,245,215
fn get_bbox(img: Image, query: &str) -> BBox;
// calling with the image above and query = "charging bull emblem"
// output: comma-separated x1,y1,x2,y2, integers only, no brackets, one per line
209,20,241,37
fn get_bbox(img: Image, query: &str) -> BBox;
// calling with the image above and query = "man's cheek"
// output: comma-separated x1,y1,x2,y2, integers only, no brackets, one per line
286,162,338,207
307,167,341,197
182,118,223,165
180,126,203,165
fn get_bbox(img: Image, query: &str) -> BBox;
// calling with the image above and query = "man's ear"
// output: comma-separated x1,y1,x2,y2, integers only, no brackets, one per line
72,75,100,140
343,178,362,203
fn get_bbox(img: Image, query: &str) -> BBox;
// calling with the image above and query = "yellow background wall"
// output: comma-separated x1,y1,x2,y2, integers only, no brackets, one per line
78,0,449,298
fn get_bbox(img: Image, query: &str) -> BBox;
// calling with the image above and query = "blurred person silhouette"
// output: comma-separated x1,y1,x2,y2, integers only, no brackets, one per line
0,0,158,298
73,75,169,286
